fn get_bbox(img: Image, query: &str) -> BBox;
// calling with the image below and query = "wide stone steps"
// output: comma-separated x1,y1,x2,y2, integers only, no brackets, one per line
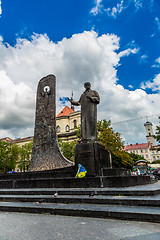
0,187,159,222
0,201,159,223
0,194,159,207
0,187,159,196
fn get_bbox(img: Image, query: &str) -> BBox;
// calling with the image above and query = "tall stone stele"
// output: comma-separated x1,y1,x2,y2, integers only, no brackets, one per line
29,74,73,171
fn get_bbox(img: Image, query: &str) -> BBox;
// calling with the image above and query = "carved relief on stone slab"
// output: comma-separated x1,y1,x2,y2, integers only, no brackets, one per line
29,74,73,171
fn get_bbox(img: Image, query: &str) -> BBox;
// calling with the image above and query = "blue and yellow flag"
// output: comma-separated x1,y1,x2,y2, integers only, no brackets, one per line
75,164,87,178
59,97,69,106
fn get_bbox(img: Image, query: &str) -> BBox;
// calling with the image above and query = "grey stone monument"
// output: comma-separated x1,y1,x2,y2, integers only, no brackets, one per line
29,74,73,171
69,82,112,176
69,82,100,141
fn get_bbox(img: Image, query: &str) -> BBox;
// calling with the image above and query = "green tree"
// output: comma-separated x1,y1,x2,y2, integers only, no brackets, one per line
0,141,11,173
58,139,75,162
0,141,19,173
97,120,134,169
9,144,20,171
129,152,148,165
75,125,81,140
155,116,160,147
18,141,33,172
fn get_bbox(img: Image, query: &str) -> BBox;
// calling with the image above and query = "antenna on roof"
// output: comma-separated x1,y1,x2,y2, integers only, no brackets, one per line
71,91,74,111
146,116,148,122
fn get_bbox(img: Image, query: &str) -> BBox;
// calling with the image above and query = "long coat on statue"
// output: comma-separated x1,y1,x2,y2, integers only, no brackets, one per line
73,89,100,141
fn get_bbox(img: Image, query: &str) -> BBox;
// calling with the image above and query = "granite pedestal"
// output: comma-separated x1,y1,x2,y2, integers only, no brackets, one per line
75,141,112,176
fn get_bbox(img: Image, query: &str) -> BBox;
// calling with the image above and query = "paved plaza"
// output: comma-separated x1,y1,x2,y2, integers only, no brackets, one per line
0,212,159,240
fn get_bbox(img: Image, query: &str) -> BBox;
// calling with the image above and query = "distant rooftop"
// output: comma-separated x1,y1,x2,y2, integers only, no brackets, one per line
124,142,149,150
56,106,74,118
144,121,153,126
0,137,12,143
11,136,33,144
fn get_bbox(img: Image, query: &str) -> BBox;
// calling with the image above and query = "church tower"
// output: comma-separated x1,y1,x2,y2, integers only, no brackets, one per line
144,121,156,146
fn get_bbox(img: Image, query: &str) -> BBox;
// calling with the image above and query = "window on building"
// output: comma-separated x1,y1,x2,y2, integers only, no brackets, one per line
73,120,77,129
146,155,148,158
145,149,147,153
136,150,138,153
153,156,155,160
56,126,60,133
133,150,135,153
142,155,144,157
141,150,143,153
157,156,159,160
149,133,151,136
66,125,70,132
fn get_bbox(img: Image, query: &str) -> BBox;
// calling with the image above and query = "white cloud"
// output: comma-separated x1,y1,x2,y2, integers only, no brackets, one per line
141,54,148,60
106,0,126,18
90,0,103,16
139,54,148,64
134,0,143,10
141,74,160,92
155,17,160,32
118,47,139,57
151,57,160,68
0,30,159,144
156,57,160,64
92,0,154,18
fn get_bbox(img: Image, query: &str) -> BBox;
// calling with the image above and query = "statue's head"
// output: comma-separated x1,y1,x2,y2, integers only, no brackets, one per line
84,82,91,90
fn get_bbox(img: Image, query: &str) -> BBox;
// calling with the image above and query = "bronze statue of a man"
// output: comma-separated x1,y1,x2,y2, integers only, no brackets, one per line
69,82,100,141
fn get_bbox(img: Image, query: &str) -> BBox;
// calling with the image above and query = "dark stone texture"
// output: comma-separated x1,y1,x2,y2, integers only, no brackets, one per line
0,166,75,180
75,141,112,176
29,75,73,171
102,168,130,176
0,174,153,189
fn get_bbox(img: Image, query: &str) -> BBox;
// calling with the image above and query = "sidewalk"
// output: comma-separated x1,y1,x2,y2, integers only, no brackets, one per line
0,212,159,240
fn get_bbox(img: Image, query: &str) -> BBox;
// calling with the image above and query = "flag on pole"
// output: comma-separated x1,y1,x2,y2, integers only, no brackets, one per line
75,164,87,178
59,97,69,105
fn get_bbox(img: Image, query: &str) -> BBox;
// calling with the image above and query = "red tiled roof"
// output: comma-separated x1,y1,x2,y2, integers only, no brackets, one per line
0,137,12,143
124,143,149,150
11,136,33,144
56,106,74,117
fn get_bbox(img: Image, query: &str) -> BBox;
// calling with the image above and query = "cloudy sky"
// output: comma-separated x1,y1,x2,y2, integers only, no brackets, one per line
0,0,160,145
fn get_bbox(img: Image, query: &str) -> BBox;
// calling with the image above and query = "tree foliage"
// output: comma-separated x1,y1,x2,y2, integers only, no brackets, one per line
97,120,124,152
97,120,134,169
0,141,19,173
155,116,160,146
58,139,75,162
75,125,81,140
18,141,33,172
128,152,148,165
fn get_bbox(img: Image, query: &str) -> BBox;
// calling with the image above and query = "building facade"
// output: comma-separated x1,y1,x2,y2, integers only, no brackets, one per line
124,121,160,163
56,106,81,141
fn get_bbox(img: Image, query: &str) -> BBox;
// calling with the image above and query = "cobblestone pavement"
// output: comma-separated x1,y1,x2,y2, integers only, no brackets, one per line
0,212,159,240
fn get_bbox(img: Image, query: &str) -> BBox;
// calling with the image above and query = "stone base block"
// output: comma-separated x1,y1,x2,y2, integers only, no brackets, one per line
75,141,112,176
